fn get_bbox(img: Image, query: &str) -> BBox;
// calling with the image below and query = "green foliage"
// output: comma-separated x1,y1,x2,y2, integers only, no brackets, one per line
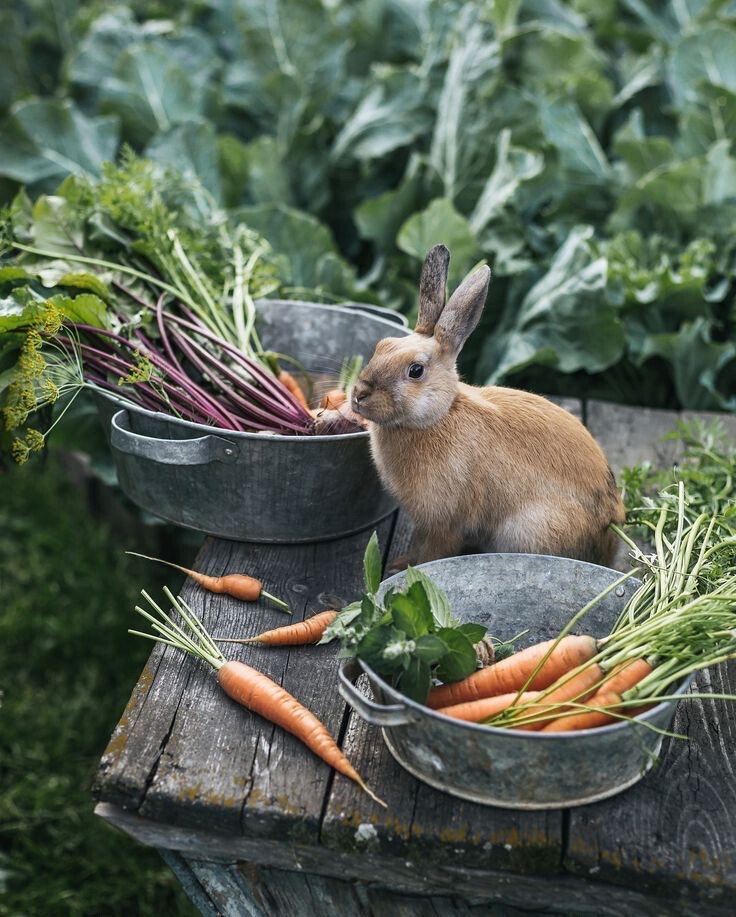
0,461,195,916
621,418,736,534
324,536,484,703
2,0,736,410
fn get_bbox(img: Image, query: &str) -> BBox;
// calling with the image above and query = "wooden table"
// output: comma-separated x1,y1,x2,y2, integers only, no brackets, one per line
94,400,736,916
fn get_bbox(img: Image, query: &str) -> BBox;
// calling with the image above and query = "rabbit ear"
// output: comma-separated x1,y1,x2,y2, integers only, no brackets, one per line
434,265,491,357
415,244,450,335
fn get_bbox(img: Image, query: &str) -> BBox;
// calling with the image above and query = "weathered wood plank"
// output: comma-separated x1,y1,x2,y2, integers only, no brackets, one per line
95,522,393,839
586,400,683,473
95,804,732,915
565,662,736,903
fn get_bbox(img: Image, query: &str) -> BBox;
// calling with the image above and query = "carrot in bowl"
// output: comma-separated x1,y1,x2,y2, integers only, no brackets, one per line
129,587,385,806
437,691,542,723
426,635,597,709
215,610,338,646
126,552,290,612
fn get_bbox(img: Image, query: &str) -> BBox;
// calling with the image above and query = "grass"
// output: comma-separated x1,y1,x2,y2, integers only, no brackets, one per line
0,460,197,916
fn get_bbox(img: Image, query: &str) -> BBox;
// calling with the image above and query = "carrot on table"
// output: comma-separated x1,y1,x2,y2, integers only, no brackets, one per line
437,691,542,723
215,610,338,646
217,660,384,804
130,587,385,806
126,551,290,613
278,370,310,410
426,635,597,709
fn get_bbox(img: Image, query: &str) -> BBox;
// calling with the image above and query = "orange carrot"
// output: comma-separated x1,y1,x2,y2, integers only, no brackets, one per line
511,663,605,731
597,658,653,695
539,658,655,733
540,690,623,732
437,691,542,722
217,660,385,805
278,370,310,410
321,389,347,410
126,552,290,612
215,610,338,646
426,635,597,709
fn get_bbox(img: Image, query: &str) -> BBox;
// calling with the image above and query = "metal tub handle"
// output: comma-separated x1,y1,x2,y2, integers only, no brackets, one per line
111,409,240,466
338,659,414,726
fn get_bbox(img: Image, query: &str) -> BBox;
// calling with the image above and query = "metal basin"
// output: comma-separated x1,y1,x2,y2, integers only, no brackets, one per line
338,553,692,809
98,299,408,542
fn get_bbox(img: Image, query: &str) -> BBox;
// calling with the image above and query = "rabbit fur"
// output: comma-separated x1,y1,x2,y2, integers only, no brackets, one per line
352,244,625,569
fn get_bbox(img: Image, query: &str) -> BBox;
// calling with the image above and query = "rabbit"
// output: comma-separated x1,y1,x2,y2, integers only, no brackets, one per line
351,244,625,569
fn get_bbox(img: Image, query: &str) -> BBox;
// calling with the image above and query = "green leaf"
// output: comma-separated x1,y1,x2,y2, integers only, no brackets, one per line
480,226,623,383
539,100,610,183
0,289,43,333
413,634,448,664
97,36,217,145
469,129,544,235
434,628,477,683
671,26,736,106
389,592,433,638
404,567,454,628
48,294,109,329
456,622,487,644
0,100,119,190
234,203,357,295
398,198,478,291
362,531,381,595
146,120,222,204
333,70,429,161
354,154,427,253
636,318,736,411
397,657,431,703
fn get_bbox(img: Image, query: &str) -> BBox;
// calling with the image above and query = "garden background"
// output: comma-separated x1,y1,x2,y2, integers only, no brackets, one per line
1,1,735,914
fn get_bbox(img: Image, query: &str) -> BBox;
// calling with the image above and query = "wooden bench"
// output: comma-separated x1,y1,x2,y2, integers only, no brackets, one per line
93,400,736,916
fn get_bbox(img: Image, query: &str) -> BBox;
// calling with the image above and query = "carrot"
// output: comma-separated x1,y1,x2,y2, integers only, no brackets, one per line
215,610,338,646
321,389,347,410
278,370,310,410
540,690,623,732
218,660,385,805
510,662,605,731
126,552,290,612
437,691,542,722
539,658,655,733
597,658,653,696
130,587,385,807
426,635,597,709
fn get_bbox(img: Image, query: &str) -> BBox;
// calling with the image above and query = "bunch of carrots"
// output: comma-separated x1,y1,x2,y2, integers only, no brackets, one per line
428,483,736,732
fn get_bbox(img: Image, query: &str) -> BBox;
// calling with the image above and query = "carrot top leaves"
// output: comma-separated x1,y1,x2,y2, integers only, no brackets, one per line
323,534,484,703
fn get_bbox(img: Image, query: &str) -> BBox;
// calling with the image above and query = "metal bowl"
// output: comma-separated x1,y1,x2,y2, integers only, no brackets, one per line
96,299,409,543
338,553,692,809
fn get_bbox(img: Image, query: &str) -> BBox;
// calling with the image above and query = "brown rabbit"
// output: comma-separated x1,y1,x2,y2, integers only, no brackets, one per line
352,244,625,568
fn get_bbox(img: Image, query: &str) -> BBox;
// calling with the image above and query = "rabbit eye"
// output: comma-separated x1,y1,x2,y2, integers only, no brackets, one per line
408,362,425,379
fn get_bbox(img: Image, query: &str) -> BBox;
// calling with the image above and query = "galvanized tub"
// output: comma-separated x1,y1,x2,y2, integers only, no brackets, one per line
339,553,692,809
99,299,409,542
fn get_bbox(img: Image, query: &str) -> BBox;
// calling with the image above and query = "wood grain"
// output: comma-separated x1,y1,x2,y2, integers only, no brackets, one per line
95,522,393,839
565,405,736,904
586,400,683,473
98,804,732,916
